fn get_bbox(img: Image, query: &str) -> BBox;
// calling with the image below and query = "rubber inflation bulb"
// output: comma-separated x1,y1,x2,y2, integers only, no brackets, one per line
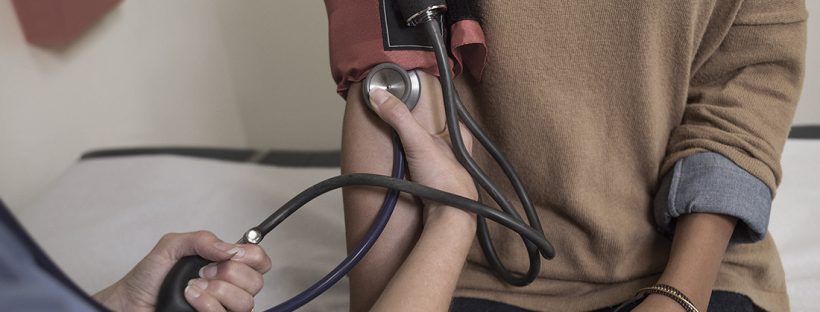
155,255,211,312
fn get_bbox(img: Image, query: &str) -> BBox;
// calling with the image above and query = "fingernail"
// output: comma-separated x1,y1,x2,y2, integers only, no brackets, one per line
199,263,217,278
185,285,201,298
370,89,391,107
229,246,245,259
188,278,209,290
214,242,236,253
188,278,208,290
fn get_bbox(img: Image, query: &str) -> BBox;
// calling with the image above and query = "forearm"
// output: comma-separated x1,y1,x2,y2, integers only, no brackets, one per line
651,213,737,311
342,82,423,312
373,207,476,312
342,73,447,311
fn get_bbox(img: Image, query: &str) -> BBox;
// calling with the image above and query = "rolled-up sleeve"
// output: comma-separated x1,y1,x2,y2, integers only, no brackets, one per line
661,0,807,190
654,152,772,243
655,0,807,242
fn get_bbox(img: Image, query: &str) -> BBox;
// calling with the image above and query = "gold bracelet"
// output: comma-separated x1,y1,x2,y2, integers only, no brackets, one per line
637,284,699,312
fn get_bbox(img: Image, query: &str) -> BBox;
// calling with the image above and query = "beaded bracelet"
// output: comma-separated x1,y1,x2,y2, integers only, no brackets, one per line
637,284,699,312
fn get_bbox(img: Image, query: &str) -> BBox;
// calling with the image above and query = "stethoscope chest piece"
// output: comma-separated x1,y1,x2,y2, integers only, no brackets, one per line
362,63,421,112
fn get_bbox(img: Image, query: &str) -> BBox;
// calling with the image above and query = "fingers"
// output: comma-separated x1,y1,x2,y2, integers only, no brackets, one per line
156,231,272,269
369,89,435,155
156,232,271,311
230,244,272,274
185,279,254,312
156,231,238,262
198,261,265,295
369,89,473,156
185,259,265,311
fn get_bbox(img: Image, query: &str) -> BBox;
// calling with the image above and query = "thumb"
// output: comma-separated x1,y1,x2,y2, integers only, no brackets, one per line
369,89,434,153
155,231,242,263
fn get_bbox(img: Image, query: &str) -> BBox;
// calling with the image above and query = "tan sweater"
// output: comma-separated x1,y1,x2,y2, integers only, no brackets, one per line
452,1,807,311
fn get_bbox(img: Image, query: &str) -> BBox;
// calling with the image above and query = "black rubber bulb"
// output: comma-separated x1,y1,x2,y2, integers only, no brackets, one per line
155,255,211,312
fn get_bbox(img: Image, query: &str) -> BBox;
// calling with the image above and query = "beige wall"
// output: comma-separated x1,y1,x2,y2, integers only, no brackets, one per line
0,0,344,212
794,1,820,125
217,1,345,150
1,1,818,212
0,1,248,211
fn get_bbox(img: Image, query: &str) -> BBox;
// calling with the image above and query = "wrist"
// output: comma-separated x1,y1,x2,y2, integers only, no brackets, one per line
423,204,477,246
654,275,709,311
657,213,737,310
92,282,127,311
424,204,476,229
639,293,688,312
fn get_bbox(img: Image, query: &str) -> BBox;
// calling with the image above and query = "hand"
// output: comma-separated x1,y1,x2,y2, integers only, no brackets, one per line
368,89,477,222
93,231,272,312
366,88,480,311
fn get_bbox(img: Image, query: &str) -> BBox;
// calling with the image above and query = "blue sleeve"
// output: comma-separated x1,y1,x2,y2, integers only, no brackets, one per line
0,211,101,311
653,152,772,243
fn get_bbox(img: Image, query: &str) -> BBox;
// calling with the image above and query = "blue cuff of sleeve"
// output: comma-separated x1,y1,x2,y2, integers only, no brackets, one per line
654,152,773,243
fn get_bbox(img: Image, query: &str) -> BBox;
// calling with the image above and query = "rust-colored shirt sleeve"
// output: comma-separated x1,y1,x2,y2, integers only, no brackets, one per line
325,0,487,96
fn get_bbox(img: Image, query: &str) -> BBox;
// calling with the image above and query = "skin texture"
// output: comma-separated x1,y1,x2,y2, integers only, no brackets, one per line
341,72,452,312
634,213,738,311
92,231,271,312
366,89,478,311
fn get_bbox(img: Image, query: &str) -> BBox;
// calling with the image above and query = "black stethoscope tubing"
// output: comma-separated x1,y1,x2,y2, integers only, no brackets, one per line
423,18,552,286
156,8,555,312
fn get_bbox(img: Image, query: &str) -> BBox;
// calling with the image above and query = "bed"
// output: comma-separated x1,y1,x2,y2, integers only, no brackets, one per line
14,126,820,311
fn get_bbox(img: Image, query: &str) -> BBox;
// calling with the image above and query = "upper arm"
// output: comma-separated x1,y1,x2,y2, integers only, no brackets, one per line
662,0,807,192
654,0,807,243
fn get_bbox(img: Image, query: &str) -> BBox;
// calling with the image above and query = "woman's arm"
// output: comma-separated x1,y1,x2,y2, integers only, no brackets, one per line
362,88,478,311
372,206,476,312
635,214,737,311
642,2,807,310
341,72,448,311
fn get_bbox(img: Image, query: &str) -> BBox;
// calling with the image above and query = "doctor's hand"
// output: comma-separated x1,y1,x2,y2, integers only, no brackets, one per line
93,231,271,312
368,88,477,222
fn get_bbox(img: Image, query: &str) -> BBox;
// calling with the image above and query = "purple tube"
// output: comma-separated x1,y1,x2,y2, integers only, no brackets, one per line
267,133,406,312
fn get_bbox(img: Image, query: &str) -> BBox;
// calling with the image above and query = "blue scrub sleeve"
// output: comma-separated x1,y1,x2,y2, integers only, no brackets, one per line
0,200,107,311
654,152,773,243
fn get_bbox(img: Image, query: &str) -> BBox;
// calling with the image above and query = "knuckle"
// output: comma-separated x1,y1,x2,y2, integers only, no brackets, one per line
262,255,272,273
250,274,265,294
199,296,222,312
207,279,229,297
238,294,255,312
244,245,272,272
193,230,215,241
157,232,183,251
159,232,179,244
217,261,239,280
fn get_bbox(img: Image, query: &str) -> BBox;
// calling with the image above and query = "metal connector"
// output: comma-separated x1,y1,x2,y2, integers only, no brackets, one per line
406,4,447,26
238,228,263,245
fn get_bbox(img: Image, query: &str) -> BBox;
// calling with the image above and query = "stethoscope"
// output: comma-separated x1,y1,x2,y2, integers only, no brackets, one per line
156,2,554,311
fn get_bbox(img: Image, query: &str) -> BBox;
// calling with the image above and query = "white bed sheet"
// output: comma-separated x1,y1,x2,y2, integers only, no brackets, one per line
15,139,820,311
770,140,820,311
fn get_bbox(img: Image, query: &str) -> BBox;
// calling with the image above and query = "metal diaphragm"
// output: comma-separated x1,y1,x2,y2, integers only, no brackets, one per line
362,63,421,112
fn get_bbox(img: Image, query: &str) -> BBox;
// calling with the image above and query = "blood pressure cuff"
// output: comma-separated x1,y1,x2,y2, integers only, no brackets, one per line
325,0,487,96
